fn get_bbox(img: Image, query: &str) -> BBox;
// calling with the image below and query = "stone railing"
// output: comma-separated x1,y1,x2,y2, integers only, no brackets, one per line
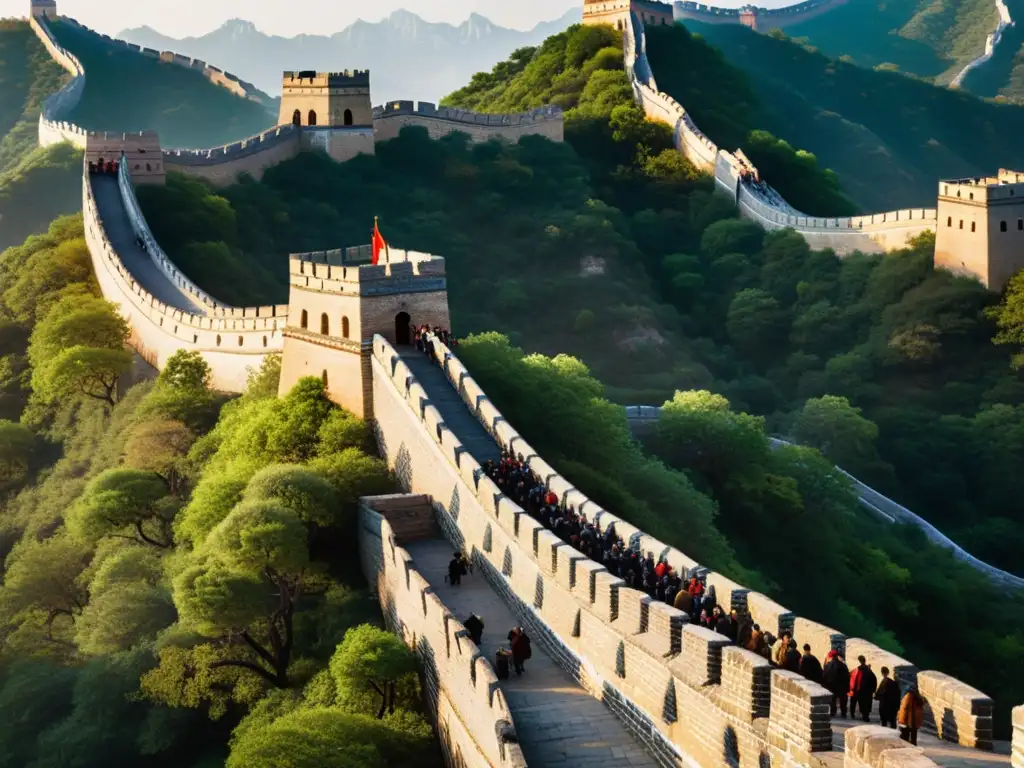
376,331,1005,754
29,14,88,148
624,406,1024,591
373,101,563,128
83,164,285,391
116,157,224,310
358,502,526,768
620,6,939,255
161,125,300,166
58,17,270,105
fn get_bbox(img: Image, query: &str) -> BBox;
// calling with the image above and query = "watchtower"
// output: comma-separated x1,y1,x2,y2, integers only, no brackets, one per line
739,7,759,29
30,0,57,19
934,170,1024,291
278,70,372,129
278,245,451,419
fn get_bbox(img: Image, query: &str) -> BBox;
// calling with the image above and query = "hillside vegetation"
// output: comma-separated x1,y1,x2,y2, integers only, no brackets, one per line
0,21,80,249
779,0,997,84
0,216,439,766
48,19,275,147
651,22,1024,210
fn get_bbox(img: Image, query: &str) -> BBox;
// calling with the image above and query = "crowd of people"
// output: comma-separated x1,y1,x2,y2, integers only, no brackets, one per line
87,158,118,175
413,324,456,354
421,330,928,745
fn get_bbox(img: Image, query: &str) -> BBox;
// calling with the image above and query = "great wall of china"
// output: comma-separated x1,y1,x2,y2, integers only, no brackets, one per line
21,0,1024,766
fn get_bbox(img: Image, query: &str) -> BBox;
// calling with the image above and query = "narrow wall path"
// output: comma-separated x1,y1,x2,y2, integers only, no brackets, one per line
91,173,207,314
405,538,658,768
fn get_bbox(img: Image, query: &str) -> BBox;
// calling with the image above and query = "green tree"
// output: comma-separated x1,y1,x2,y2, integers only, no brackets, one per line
124,419,196,495
726,288,789,360
791,395,887,477
66,469,175,548
0,419,33,490
988,270,1024,368
329,625,418,719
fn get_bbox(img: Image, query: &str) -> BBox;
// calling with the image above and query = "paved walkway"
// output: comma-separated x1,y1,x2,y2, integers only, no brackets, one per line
406,538,657,767
830,720,1010,767
91,173,208,314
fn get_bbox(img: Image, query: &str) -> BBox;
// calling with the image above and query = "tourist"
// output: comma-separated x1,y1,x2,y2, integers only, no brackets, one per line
448,552,467,586
849,655,877,722
798,643,823,684
897,687,925,745
822,650,849,718
773,632,792,667
464,614,484,645
874,667,901,728
782,637,802,673
508,627,532,676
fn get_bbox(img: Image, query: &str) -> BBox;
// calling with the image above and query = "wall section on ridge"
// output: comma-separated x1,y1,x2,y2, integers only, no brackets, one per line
83,168,286,392
29,14,87,148
163,125,302,184
373,102,564,144
358,504,527,768
622,7,938,254
375,330,1001,754
369,333,854,768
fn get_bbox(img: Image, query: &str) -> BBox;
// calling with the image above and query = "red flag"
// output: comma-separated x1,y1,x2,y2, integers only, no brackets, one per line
372,217,387,265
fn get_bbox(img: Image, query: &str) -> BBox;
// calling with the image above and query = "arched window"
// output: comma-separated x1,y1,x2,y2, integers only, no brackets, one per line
262,336,268,347
300,310,308,329
343,109,353,126
969,192,974,200
320,313,329,335
1001,220,1008,232
342,316,350,339
322,370,329,388
947,216,952,227
395,312,411,346
292,109,301,126
216,335,222,346
146,162,152,171
193,334,198,344
308,110,317,126
238,336,244,346
959,220,964,230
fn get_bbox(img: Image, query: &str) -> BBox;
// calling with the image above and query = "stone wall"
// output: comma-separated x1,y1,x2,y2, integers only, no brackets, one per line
842,726,941,768
83,165,286,392
674,0,851,30
373,102,564,144
358,501,526,768
620,6,940,255
371,330,1005,755
368,332,860,768
29,14,87,148
163,126,302,185
1012,706,1023,768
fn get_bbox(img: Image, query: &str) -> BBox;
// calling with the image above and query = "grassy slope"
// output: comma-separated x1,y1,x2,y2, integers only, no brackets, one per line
780,0,997,85
0,21,80,249
48,19,274,148
649,22,1024,210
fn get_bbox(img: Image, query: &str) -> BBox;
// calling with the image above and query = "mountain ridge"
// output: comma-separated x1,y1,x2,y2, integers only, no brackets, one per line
117,8,580,103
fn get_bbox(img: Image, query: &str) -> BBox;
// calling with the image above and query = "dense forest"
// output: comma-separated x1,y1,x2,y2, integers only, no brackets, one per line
648,22,1024,210
48,18,274,147
0,216,440,766
0,21,80,249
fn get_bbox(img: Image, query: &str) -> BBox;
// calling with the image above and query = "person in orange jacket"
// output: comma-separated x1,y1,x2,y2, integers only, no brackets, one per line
897,688,925,745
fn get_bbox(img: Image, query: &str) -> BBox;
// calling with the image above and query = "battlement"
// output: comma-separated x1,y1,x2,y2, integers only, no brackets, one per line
282,70,371,88
939,170,1024,205
288,246,446,292
373,100,563,127
162,125,299,164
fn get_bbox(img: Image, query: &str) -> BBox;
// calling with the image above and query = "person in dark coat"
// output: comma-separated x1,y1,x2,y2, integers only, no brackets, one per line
508,627,532,676
849,655,877,722
782,639,802,673
798,644,823,684
822,650,849,717
448,553,467,586
874,666,901,728
464,614,484,645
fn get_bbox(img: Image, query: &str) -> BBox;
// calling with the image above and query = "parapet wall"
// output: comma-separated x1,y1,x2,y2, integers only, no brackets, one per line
370,332,861,768
358,503,526,768
162,125,302,184
371,329,1003,758
29,14,87,148
674,0,851,29
373,101,564,144
621,6,938,254
83,163,286,392
57,16,270,105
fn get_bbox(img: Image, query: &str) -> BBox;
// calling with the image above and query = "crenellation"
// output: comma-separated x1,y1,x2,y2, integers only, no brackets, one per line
705,571,750,615
593,571,625,622
793,617,846,660
721,646,772,722
617,587,652,635
747,591,796,638
845,639,917,692
646,601,685,654
917,671,994,749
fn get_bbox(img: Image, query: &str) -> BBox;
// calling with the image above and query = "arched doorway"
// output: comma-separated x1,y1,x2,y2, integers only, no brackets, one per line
308,110,317,126
344,108,353,126
292,109,301,126
395,312,411,346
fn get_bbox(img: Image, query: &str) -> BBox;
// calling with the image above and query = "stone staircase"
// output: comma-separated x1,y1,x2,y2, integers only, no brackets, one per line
365,493,438,545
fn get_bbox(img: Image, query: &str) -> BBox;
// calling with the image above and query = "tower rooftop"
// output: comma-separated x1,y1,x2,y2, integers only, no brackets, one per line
941,169,1024,187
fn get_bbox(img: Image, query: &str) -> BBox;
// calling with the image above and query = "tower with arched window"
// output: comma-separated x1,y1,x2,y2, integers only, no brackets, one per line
277,70,373,129
279,244,450,419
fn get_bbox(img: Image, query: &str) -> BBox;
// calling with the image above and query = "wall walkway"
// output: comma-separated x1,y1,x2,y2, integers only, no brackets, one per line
405,537,658,767
623,406,1023,591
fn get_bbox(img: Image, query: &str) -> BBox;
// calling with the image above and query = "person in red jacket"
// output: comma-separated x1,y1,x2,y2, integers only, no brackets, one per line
848,655,877,721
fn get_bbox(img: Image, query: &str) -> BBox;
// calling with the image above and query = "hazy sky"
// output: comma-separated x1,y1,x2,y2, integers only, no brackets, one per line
1,0,585,36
